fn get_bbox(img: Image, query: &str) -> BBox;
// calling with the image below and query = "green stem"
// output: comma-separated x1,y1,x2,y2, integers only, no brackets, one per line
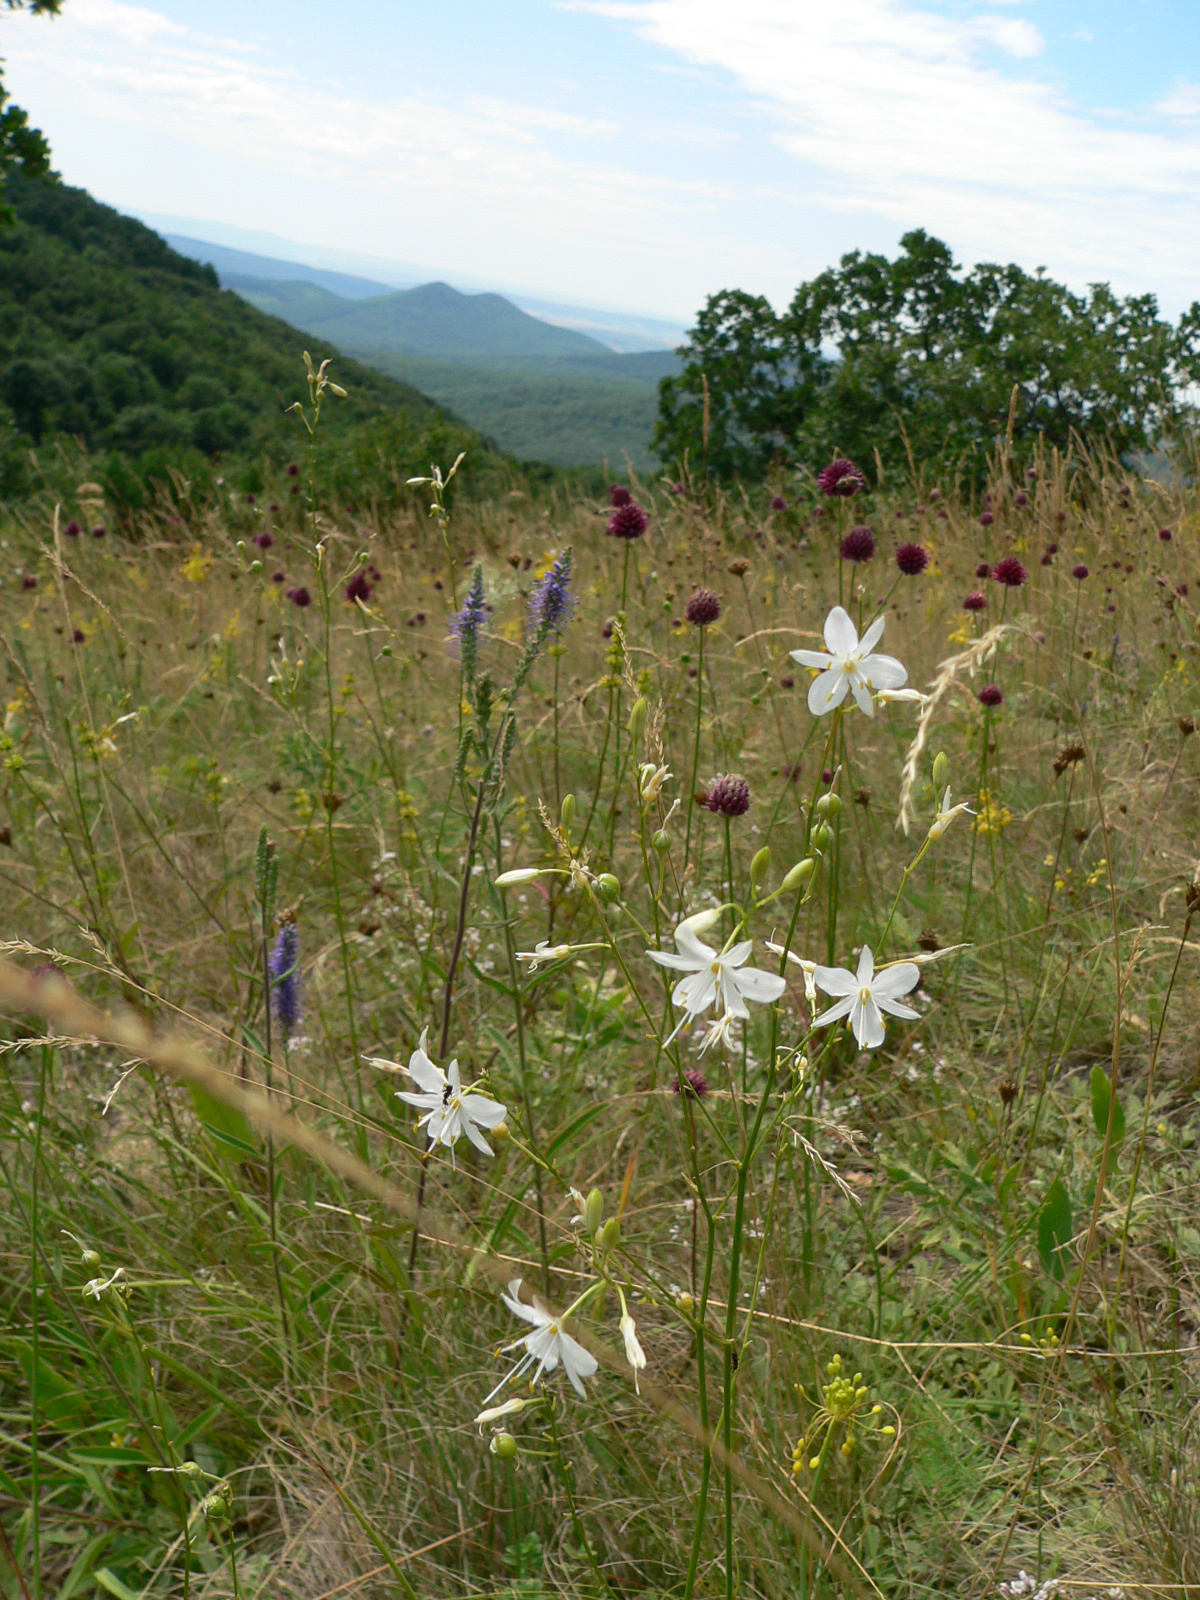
684,625,706,872
29,1047,46,1600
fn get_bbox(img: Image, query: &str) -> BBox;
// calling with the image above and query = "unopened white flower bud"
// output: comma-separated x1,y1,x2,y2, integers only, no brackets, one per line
932,751,948,790
628,697,648,741
560,793,576,828
583,1187,604,1236
495,867,541,887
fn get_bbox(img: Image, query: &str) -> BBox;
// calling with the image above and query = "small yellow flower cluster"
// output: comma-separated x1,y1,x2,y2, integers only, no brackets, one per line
973,789,1011,836
791,1353,895,1475
180,545,212,583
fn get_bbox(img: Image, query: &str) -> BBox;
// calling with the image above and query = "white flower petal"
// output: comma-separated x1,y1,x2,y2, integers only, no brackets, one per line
859,614,886,654
850,676,876,717
860,652,908,691
812,994,854,1029
855,945,876,984
823,605,858,655
808,667,849,716
462,1092,507,1128
790,648,832,670
812,963,856,997
850,995,886,1049
729,965,787,1005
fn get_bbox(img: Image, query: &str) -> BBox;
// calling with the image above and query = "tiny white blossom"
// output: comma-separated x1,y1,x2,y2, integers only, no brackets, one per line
483,1278,598,1403
620,1311,647,1393
639,762,672,803
83,1267,126,1301
928,786,975,840
367,1030,506,1162
790,606,907,718
764,942,818,1004
517,941,571,970
811,945,921,1050
647,910,786,1045
473,1396,527,1431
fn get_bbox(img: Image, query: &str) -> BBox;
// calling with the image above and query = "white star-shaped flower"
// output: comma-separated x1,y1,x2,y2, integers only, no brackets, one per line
367,1030,506,1162
647,910,786,1044
810,945,921,1050
928,786,975,840
790,605,907,718
483,1278,598,1404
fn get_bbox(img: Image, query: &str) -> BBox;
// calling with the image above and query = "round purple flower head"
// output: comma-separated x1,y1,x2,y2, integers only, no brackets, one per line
529,549,574,636
269,919,301,1035
769,494,787,512
289,586,312,608
1159,527,1173,542
979,512,994,527
345,570,373,604
255,531,274,550
92,524,106,539
1072,564,1089,580
962,591,987,611
685,586,721,626
673,1067,710,1099
64,519,81,537
992,556,1028,587
609,485,632,508
607,500,649,540
840,524,875,563
978,684,1004,708
817,458,864,498
975,562,990,579
896,542,930,576
701,773,750,818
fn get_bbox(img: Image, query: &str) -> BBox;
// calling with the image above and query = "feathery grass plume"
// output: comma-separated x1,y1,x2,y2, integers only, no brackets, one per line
895,622,1021,833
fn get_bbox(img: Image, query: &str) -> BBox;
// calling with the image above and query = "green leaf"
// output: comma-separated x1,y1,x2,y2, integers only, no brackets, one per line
1037,1179,1073,1282
1090,1064,1125,1146
94,1569,143,1600
188,1083,259,1159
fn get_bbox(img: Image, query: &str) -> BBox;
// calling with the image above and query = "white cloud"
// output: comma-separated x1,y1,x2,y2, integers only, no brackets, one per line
574,0,1200,306
1,0,731,312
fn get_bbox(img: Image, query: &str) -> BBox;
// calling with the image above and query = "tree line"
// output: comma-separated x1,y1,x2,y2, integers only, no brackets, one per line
654,230,1200,481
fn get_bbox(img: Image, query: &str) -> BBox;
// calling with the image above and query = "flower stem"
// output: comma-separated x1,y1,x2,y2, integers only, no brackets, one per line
684,624,706,872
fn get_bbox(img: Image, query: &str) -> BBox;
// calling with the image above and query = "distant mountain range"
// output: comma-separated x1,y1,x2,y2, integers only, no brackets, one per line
166,235,682,469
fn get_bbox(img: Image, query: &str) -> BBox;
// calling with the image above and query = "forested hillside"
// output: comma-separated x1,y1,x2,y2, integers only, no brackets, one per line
0,172,484,503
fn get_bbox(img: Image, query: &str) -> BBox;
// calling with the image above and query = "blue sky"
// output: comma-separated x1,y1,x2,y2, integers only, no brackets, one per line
5,0,1200,322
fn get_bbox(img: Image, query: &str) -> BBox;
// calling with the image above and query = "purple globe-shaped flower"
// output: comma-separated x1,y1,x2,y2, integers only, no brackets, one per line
701,774,750,817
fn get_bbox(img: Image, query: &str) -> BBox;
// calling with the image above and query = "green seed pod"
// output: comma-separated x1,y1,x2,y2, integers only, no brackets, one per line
781,857,816,891
249,559,263,575
812,822,833,852
179,1460,204,1480
750,845,771,889
597,1216,621,1255
816,792,841,819
596,873,621,903
651,830,671,853
583,1187,604,1236
628,697,648,742
81,1248,101,1270
491,1432,519,1460
380,643,392,657
932,751,948,790
202,1493,230,1524
560,793,576,828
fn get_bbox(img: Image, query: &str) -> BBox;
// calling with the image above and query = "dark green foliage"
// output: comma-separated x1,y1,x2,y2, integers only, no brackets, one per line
0,171,489,509
656,229,1200,481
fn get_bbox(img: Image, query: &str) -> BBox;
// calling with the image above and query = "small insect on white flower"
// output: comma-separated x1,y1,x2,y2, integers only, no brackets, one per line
647,909,786,1045
811,945,921,1050
366,1029,506,1163
483,1279,599,1404
790,605,908,718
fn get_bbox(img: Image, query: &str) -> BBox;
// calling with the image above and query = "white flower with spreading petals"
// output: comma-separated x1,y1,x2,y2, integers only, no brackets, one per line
811,946,921,1050
928,787,975,840
483,1278,598,1403
368,1030,506,1162
790,606,907,718
647,910,786,1044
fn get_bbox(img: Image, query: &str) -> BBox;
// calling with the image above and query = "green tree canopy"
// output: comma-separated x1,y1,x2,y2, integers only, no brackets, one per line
655,230,1200,482
0,0,60,220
